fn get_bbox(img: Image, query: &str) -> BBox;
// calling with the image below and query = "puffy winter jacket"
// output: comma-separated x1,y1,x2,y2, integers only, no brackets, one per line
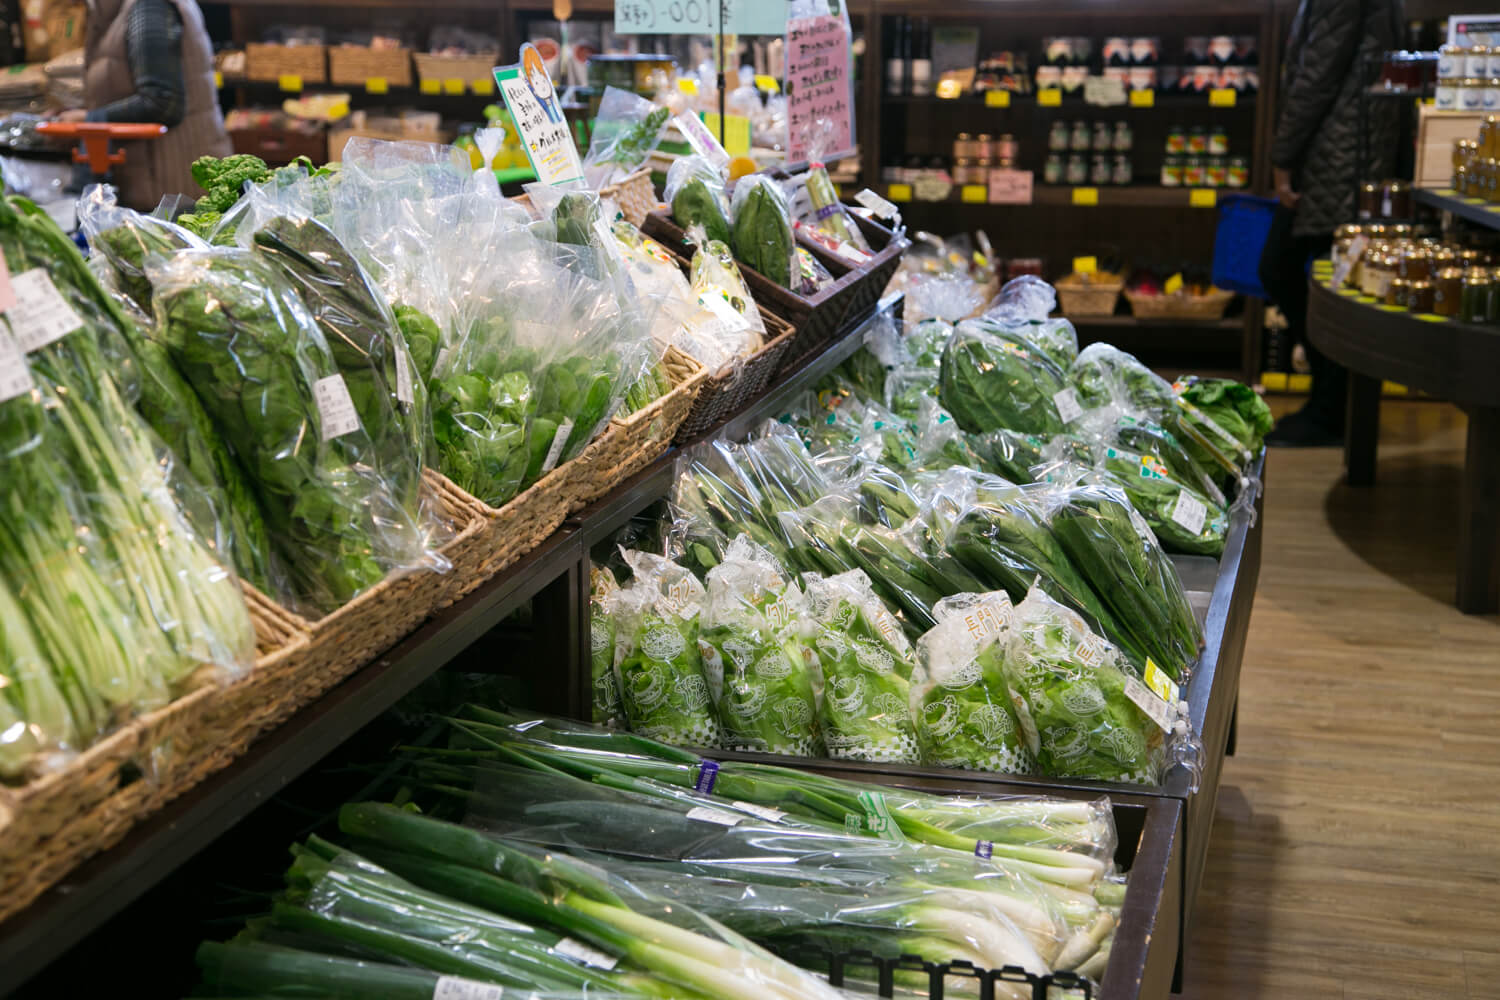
1272,0,1403,237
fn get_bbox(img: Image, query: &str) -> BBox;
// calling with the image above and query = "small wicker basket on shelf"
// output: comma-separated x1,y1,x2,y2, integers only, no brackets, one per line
1125,287,1236,320
244,43,327,85
328,46,412,88
1055,272,1124,316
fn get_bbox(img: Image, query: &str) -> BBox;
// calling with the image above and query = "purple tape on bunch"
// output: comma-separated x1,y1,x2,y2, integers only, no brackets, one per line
975,841,994,859
694,759,720,793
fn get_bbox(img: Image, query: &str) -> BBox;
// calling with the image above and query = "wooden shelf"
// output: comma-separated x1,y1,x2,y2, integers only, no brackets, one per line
1414,186,1500,231
883,90,1258,110
877,182,1233,209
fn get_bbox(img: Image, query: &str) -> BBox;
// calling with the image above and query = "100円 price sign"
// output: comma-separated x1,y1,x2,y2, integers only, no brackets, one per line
615,0,788,35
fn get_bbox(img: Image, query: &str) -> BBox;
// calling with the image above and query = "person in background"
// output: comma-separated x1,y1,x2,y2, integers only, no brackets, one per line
1260,0,1401,447
61,0,229,210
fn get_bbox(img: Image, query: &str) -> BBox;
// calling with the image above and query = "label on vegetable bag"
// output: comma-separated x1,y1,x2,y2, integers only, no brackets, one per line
1170,490,1208,535
0,255,14,312
694,759,720,793
8,269,84,352
0,330,35,404
432,977,505,1000
313,374,362,441
733,801,788,823
855,188,900,220
433,347,453,376
395,352,415,407
1052,388,1084,424
1124,674,1176,733
686,805,744,827
554,937,620,970
697,289,752,336
1144,658,1181,704
540,418,575,474
856,790,906,843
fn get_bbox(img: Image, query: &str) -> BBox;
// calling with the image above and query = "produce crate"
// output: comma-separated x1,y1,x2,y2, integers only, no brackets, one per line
228,126,328,167
598,168,660,228
1125,287,1236,320
0,590,308,926
244,43,327,85
569,345,707,509
412,52,498,92
328,45,412,88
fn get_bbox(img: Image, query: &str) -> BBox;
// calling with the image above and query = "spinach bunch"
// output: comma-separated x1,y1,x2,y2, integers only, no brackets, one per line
938,320,1069,436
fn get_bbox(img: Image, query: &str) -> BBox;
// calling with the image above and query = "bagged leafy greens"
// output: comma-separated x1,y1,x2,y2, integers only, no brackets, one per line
1083,440,1229,557
983,274,1079,371
665,155,733,247
939,319,1070,436
730,174,796,289
582,87,671,188
590,566,626,727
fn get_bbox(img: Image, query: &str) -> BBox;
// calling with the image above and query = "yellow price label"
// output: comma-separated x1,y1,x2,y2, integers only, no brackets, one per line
887,183,912,203
419,79,441,95
1356,295,1378,304
1415,313,1448,323
213,71,223,88
365,77,388,94
1144,659,1180,704
1209,88,1237,107
1129,89,1154,107
1337,287,1362,297
1288,374,1313,393
1071,187,1099,206
1189,188,1217,208
1382,381,1408,395
1377,304,1407,312
961,184,988,204
1164,272,1184,295
1261,372,1288,391
1072,255,1098,274
1485,205,1500,213
471,77,495,95
754,74,780,94
1435,188,1456,196
985,90,1011,108
1464,197,1487,205
1038,88,1062,106
278,74,303,92
443,78,465,95
677,78,699,95
702,113,751,155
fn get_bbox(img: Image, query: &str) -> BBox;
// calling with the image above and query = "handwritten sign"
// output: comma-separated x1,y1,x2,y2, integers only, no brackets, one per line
786,14,853,162
987,168,1033,204
495,43,582,187
615,0,787,35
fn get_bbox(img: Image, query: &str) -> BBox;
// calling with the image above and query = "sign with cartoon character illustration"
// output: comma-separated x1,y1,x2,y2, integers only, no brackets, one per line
494,43,583,186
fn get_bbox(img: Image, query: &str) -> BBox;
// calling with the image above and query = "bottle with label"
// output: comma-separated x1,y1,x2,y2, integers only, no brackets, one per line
885,17,907,96
910,18,933,97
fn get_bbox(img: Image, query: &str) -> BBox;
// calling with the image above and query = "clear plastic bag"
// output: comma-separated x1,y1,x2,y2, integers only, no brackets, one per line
905,273,986,326
78,184,206,312
688,236,768,357
608,549,722,748
1081,438,1230,558
700,536,823,756
983,275,1079,371
789,160,872,258
665,154,733,247
938,319,1071,435
590,566,626,727
582,87,671,188
729,174,797,289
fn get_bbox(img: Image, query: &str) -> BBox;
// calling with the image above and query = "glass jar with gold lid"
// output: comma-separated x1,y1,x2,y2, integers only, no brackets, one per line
1387,277,1411,308
1397,246,1431,281
1460,269,1491,323
1434,267,1464,316
1408,279,1436,313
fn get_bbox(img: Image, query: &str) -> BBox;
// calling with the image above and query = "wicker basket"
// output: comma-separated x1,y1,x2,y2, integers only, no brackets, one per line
788,211,908,371
1056,275,1124,317
328,45,412,88
245,43,327,85
599,169,661,227
674,310,797,444
413,52,498,92
569,345,707,509
1125,287,1236,320
0,592,308,925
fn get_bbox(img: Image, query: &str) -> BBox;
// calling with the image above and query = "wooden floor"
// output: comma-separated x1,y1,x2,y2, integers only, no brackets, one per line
1178,400,1500,1000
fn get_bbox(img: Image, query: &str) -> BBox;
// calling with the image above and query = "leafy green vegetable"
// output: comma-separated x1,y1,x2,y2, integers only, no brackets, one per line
1173,374,1272,455
730,176,793,288
939,321,1069,436
394,304,440,382
1094,444,1228,557
672,176,733,247
590,567,626,727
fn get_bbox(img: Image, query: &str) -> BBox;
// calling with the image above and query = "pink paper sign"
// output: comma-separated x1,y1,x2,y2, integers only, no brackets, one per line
786,14,853,162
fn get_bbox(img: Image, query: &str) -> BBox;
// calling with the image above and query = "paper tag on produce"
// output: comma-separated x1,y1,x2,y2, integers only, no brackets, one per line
1170,490,1208,535
686,805,744,827
433,347,453,376
974,840,994,859
697,289,751,335
8,269,83,352
856,790,906,843
0,256,14,313
554,937,620,970
1124,674,1176,732
674,112,731,170
313,374,362,441
855,187,900,219
395,352,415,407
1053,388,1084,424
835,240,869,263
1144,658,1181,703
540,418,574,474
733,801,788,823
432,976,505,1000
0,330,35,404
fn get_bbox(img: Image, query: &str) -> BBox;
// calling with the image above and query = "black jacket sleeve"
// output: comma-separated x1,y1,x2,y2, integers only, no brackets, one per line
1271,0,1363,171
87,0,187,127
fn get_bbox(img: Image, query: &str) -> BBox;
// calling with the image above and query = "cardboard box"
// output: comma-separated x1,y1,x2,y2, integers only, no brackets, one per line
1416,103,1484,188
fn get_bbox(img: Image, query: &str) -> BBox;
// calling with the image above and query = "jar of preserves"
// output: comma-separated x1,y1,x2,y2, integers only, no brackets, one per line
1227,156,1249,188
1439,44,1464,79
1488,79,1500,112
1367,254,1397,299
1432,247,1459,272
1048,121,1070,152
1161,156,1184,186
1090,153,1112,185
1460,269,1491,323
1183,156,1206,186
1166,125,1187,154
1456,164,1471,194
1387,277,1411,308
1486,118,1500,157
1071,121,1092,151
1461,78,1487,112
1066,153,1089,185
1113,121,1133,151
974,133,995,160
1408,278,1436,313
1092,121,1113,150
1360,250,1387,296
1381,180,1412,218
1208,125,1229,155
1358,181,1380,219
1206,157,1227,187
1188,126,1208,154
995,134,1018,161
1437,78,1459,110
1111,153,1133,185
1434,266,1464,316
952,158,976,184
1397,247,1431,281
1489,50,1500,78
1459,248,1485,269
954,133,979,160
1466,47,1490,79
1455,138,1479,172
1044,154,1065,184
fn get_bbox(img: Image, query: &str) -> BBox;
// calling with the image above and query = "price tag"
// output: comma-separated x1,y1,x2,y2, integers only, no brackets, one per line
554,938,620,970
686,805,744,827
1053,387,1084,423
1209,87,1236,107
1038,88,1062,106
443,78,465,95
1189,188,1217,208
1072,255,1098,274
314,374,362,441
419,79,441,95
0,330,35,404
1288,373,1313,393
1170,489,1208,535
855,187,900,219
540,418,574,473
366,77,388,94
961,184,988,204
395,351,414,406
278,74,302,92
754,73,780,93
1415,313,1449,322
887,183,912,203
1072,187,1099,206
432,977,505,1000
985,89,1011,108
698,289,751,333
732,801,788,823
987,168,1033,204
213,71,223,88
1144,659,1181,704
677,78,699,95
8,269,83,352
471,77,495,95
1124,674,1176,732
701,112,750,155
1129,88,1154,107
1164,272,1184,295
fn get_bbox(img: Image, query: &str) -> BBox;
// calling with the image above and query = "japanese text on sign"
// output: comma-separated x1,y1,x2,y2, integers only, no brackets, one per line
495,43,582,187
615,0,787,35
786,14,853,162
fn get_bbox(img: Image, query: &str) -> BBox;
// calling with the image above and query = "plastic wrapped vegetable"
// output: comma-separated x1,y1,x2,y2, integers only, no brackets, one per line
582,87,671,187
730,174,796,288
939,320,1070,436
608,550,722,747
983,275,1079,370
699,537,822,756
689,237,768,341
797,161,871,256
804,570,924,763
1069,342,1176,418
79,184,204,311
905,318,954,368
1091,441,1229,557
912,592,1036,774
590,566,626,727
1174,375,1272,454
1004,585,1166,784
666,155,733,247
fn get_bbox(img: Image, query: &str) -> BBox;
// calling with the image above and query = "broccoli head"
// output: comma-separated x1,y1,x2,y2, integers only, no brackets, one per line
190,154,272,213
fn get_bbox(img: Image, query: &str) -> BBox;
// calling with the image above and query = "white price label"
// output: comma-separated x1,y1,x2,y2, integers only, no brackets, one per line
433,976,504,1000
0,330,35,404
1053,388,1084,424
433,346,453,375
732,801,788,823
1124,674,1176,733
854,187,900,219
1170,490,1208,535
540,418,575,474
554,937,620,970
313,374,361,441
834,240,869,264
395,351,415,407
697,290,751,336
8,269,83,352
1144,658,1181,704
686,805,744,827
